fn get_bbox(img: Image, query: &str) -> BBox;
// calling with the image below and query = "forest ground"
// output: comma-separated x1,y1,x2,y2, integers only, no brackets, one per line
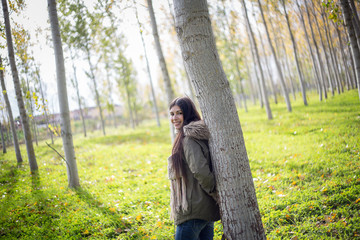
0,90,359,239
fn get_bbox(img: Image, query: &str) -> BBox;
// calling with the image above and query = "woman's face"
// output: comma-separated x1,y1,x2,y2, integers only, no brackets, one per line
169,105,184,130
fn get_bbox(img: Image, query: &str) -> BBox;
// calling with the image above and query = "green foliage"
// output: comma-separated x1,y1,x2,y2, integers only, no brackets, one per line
0,90,359,239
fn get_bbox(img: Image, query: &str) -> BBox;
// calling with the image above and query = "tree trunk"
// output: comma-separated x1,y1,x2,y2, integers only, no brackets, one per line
70,58,87,138
147,0,175,139
0,56,22,162
256,26,278,105
304,0,328,99
334,23,353,90
245,59,256,105
322,11,343,93
310,0,336,96
220,1,247,112
86,49,106,135
241,0,272,119
340,0,360,100
134,0,160,127
346,33,358,88
2,0,38,172
282,0,307,105
35,65,54,144
349,0,360,49
48,0,80,188
124,82,135,129
0,122,6,154
296,0,322,100
173,1,266,239
257,0,291,112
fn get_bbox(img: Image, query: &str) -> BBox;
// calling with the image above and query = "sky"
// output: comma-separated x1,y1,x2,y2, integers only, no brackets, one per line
1,0,180,119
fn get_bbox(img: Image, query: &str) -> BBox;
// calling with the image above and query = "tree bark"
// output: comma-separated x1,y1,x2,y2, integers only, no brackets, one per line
48,0,80,188
340,0,360,100
2,0,38,172
0,56,22,162
173,1,266,239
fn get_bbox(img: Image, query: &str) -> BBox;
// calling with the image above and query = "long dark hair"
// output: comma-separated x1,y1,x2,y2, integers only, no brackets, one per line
169,97,201,181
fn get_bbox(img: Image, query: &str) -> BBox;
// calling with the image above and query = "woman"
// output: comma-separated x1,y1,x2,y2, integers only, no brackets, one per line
168,96,220,240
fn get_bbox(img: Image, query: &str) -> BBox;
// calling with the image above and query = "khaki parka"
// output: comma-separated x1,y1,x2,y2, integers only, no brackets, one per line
168,120,220,225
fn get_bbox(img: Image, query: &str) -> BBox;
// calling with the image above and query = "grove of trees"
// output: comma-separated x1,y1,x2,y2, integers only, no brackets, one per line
0,0,359,238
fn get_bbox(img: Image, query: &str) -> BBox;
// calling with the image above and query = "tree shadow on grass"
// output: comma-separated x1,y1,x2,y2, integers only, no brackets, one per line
74,187,144,239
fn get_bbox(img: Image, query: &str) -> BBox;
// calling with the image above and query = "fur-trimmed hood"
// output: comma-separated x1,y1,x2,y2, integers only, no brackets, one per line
183,120,210,140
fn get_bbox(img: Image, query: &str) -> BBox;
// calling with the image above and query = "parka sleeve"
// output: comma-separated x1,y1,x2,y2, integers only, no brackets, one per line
183,137,216,195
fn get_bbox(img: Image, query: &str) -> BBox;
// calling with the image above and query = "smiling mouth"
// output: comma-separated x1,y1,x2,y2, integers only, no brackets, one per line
173,122,181,127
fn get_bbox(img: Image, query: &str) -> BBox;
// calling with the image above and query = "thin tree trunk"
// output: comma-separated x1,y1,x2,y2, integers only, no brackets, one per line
24,74,39,146
324,12,343,93
242,0,272,119
257,0,291,112
258,32,277,104
70,58,87,138
48,0,80,188
304,0,328,99
340,0,360,99
347,33,358,88
0,56,22,162
105,64,117,128
220,1,247,112
147,0,175,139
349,0,360,48
124,82,135,129
335,23,353,90
134,0,160,127
245,59,256,105
173,1,266,238
86,49,106,135
246,24,263,107
311,0,336,96
2,0,37,172
0,122,6,153
35,65,54,144
280,39,297,101
283,0,307,105
296,0,322,100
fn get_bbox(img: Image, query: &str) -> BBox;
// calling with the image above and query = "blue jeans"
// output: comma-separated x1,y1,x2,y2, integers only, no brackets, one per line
175,219,214,240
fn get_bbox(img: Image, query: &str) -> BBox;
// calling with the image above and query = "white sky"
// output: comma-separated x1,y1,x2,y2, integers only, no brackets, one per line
0,0,183,118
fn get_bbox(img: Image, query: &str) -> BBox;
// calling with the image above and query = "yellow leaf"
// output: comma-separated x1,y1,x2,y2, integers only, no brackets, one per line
136,214,142,221
109,207,116,212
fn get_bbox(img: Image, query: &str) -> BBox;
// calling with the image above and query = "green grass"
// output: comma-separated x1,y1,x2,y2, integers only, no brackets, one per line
0,90,359,239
